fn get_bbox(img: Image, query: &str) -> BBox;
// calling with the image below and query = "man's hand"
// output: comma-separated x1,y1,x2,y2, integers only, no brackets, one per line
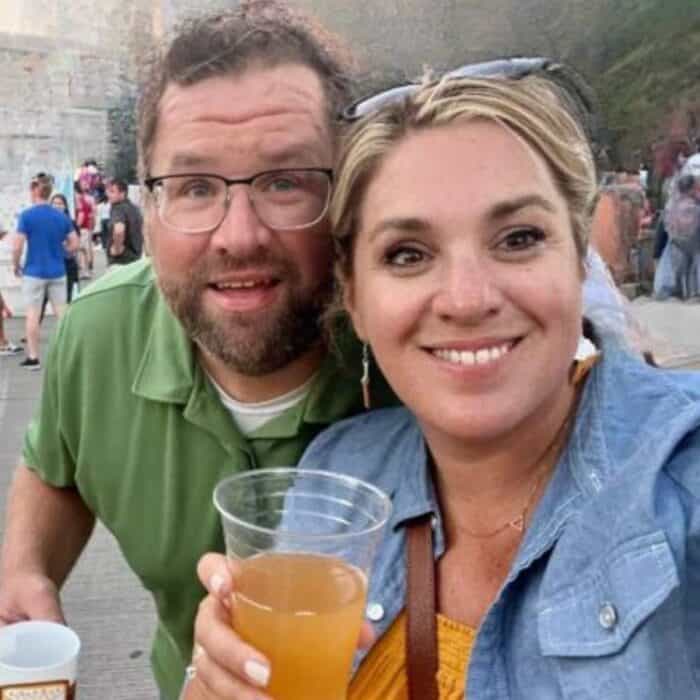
12,233,24,278
0,572,64,625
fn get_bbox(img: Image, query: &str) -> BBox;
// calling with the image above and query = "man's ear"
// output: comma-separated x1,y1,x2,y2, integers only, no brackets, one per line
342,277,367,342
142,204,154,257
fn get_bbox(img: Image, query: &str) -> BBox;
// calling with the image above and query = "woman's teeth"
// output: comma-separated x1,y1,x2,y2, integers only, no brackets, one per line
432,342,513,366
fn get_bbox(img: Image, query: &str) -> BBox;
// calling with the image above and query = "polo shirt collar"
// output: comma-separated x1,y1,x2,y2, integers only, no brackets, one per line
132,292,196,404
131,290,366,437
244,346,366,439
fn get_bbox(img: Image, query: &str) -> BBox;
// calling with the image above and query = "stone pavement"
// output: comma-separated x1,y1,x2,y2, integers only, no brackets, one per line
2,271,700,699
630,296,700,369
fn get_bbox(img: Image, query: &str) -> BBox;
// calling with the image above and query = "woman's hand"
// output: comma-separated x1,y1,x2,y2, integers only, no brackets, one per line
188,553,376,699
188,553,272,699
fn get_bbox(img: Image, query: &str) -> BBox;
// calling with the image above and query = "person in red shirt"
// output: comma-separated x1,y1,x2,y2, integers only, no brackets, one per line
74,180,96,279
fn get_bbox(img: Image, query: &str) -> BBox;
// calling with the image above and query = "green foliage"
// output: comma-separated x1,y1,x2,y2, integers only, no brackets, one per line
594,10,700,165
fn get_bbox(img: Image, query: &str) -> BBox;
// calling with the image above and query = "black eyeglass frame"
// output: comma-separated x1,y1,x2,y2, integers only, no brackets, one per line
143,167,335,233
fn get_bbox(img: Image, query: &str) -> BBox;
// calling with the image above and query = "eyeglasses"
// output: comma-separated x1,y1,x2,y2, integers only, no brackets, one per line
342,57,596,141
143,168,334,234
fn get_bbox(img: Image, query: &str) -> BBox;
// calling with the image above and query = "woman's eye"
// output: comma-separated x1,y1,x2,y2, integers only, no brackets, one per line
498,228,545,252
384,246,427,267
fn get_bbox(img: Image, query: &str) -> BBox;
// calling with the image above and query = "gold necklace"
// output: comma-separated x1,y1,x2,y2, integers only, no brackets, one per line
452,392,579,540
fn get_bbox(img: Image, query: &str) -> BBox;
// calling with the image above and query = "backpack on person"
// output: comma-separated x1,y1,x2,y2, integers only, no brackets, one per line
664,195,700,251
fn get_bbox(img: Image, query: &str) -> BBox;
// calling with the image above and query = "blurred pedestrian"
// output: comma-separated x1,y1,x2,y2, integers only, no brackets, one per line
0,291,21,355
95,189,111,250
654,174,700,299
0,225,21,355
49,194,81,304
74,180,96,279
106,179,143,267
11,174,79,369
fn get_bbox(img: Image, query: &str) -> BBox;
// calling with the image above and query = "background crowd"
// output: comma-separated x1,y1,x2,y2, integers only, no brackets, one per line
0,162,143,366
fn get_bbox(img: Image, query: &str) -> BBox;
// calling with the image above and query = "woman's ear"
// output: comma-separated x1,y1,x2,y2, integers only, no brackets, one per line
342,277,367,342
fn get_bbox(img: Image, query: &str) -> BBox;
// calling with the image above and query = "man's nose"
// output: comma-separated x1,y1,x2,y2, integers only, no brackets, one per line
209,186,273,253
431,258,502,323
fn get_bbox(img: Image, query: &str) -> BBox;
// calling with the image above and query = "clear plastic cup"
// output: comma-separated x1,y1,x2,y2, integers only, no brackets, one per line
214,468,391,700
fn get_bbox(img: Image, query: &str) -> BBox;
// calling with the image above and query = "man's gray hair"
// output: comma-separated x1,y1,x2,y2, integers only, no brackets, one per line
137,0,355,179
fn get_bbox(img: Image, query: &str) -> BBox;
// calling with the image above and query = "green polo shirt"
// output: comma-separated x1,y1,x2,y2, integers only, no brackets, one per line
23,259,389,700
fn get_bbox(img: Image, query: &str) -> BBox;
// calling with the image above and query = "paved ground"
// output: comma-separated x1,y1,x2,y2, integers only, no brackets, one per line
2,264,700,698
0,254,157,699
630,296,700,369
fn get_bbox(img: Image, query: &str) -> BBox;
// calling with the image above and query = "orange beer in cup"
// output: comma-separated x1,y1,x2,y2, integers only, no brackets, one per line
214,468,391,700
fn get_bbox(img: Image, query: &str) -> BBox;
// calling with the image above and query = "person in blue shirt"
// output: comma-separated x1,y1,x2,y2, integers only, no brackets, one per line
12,174,79,369
191,72,700,699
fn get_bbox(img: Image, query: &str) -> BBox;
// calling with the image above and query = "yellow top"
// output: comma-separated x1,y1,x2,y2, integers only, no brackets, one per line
349,610,476,700
348,356,599,700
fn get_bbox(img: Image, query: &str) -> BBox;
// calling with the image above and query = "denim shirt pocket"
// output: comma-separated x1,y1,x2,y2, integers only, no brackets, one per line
537,531,680,699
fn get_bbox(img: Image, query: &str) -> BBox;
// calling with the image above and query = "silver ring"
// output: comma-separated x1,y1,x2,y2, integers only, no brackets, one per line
185,664,197,682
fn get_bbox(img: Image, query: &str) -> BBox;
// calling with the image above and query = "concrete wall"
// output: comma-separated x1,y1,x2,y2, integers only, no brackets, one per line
0,2,154,312
0,2,153,231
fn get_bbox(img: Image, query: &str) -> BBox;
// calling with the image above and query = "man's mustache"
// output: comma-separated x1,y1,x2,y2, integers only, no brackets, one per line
190,250,295,281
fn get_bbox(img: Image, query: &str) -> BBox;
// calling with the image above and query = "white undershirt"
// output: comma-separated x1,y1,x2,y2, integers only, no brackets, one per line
207,372,318,435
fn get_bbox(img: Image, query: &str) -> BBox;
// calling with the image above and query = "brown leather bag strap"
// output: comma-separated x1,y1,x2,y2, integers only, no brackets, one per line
405,514,438,700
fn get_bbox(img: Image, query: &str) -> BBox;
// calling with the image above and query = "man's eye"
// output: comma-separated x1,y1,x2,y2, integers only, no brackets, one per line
384,247,426,266
178,180,216,198
498,228,545,251
266,177,300,193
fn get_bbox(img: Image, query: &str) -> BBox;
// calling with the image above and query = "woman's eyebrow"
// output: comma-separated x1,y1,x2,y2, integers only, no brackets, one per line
366,217,429,243
486,194,557,220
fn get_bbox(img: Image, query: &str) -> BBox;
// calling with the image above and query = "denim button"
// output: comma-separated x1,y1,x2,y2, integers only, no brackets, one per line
598,602,618,630
366,602,384,622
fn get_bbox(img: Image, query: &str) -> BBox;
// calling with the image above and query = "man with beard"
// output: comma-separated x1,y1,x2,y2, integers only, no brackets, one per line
0,5,390,699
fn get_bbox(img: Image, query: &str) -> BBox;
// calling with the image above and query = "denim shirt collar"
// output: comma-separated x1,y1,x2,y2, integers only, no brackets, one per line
510,338,700,577
383,421,448,557
382,338,700,583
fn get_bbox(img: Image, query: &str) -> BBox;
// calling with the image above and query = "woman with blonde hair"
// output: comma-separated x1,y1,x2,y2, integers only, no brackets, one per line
188,66,700,699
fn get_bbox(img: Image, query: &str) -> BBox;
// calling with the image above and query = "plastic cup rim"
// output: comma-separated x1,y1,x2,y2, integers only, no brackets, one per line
213,467,392,543
0,620,81,673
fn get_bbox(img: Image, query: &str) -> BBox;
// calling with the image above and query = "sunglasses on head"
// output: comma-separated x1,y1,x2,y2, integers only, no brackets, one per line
341,56,597,141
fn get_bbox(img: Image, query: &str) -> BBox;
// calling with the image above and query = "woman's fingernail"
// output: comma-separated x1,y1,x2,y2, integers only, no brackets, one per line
244,659,270,687
209,574,226,596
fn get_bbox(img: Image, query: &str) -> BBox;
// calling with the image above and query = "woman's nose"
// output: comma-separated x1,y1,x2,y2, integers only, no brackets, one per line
430,260,502,323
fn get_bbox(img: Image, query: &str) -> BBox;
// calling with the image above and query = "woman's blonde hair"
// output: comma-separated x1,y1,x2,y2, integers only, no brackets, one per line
331,75,598,284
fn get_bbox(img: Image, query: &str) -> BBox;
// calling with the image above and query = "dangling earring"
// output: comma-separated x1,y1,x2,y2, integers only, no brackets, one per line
361,343,371,410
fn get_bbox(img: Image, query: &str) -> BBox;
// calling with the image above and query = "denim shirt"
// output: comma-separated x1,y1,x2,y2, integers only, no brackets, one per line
298,344,700,699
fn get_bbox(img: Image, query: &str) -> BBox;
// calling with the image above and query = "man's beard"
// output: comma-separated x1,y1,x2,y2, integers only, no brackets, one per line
158,251,332,376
